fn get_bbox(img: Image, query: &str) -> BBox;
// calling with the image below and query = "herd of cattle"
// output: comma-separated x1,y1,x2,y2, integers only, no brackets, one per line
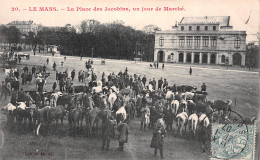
1,56,255,140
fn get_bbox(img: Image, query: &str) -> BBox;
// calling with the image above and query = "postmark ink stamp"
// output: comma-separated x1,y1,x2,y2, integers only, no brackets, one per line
211,123,255,160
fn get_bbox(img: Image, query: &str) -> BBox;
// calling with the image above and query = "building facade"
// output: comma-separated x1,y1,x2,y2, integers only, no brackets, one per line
6,20,38,35
154,16,247,66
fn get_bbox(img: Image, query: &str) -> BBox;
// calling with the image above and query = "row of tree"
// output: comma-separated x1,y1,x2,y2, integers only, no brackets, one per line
0,20,160,62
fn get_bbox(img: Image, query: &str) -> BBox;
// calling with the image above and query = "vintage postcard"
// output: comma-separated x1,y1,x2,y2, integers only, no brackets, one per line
0,0,259,159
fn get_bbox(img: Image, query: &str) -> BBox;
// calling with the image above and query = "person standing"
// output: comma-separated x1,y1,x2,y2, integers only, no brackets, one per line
46,58,49,65
71,69,75,81
18,55,21,63
189,67,192,75
140,103,150,130
142,75,147,87
162,63,164,69
158,78,163,90
23,65,29,74
201,82,207,92
117,120,129,151
152,78,156,90
151,114,166,159
101,116,115,151
52,82,57,92
53,61,57,71
162,79,168,92
43,65,46,73
32,66,36,76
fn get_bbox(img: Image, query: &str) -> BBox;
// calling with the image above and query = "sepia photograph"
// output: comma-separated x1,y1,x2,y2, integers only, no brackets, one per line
0,0,259,159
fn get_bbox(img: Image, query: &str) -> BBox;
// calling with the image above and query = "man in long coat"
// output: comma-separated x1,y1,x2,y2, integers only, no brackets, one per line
117,120,129,151
151,114,166,159
101,116,115,151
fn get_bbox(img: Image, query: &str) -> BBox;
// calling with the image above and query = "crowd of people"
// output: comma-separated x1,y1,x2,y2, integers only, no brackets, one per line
1,54,212,160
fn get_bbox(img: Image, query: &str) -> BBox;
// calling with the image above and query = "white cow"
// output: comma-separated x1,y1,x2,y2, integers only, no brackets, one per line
199,114,210,128
171,100,180,116
166,90,175,102
185,92,195,100
116,106,126,120
3,103,16,112
188,113,199,136
176,111,188,136
17,102,27,110
108,92,117,110
50,91,63,108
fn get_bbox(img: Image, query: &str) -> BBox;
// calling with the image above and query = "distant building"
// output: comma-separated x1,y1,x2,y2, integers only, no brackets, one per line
154,16,247,66
6,20,38,35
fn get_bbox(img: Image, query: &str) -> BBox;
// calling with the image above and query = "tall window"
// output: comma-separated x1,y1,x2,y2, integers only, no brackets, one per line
181,26,184,31
186,37,193,47
159,37,164,47
202,37,209,47
221,55,225,63
189,26,192,31
234,37,241,49
179,36,185,47
211,37,217,47
205,26,208,31
213,26,216,31
194,37,200,47
197,26,200,31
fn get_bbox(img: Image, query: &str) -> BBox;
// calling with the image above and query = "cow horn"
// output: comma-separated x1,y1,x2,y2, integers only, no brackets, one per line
36,123,41,136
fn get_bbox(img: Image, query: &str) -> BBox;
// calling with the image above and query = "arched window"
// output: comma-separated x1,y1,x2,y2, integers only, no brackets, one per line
159,37,164,47
221,55,225,63
234,37,241,49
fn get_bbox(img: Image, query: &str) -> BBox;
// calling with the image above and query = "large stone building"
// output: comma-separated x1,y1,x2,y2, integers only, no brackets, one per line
6,20,38,35
154,16,247,66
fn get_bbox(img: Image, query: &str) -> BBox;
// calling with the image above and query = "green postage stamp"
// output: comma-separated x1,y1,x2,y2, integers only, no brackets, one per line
211,123,255,160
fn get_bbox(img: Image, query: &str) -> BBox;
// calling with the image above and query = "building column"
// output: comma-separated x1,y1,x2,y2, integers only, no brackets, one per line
154,50,157,62
191,52,194,63
183,52,186,63
216,53,219,65
176,52,179,63
207,53,211,64
229,53,232,65
199,52,202,64
242,52,246,66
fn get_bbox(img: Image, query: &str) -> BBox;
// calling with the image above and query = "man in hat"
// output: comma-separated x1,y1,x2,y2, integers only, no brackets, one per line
142,75,147,87
117,120,129,151
101,116,116,151
201,82,207,92
71,69,75,81
140,102,150,130
152,78,156,90
158,78,163,90
151,116,166,159
162,79,168,92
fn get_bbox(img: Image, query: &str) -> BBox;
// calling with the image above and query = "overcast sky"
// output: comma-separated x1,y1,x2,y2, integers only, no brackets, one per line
0,0,259,42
